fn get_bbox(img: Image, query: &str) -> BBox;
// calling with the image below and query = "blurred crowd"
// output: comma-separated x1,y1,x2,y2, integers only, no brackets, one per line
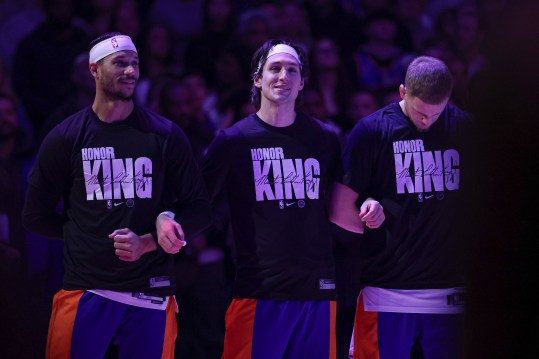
0,0,509,358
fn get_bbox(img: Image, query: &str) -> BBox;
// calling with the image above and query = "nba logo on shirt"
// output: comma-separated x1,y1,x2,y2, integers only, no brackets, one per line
111,38,118,48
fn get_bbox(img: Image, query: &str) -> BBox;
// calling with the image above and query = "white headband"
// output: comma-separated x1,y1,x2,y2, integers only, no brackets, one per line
89,35,137,64
256,44,302,73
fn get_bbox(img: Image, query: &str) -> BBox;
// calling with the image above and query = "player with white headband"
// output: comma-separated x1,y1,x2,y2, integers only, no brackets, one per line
157,38,384,359
88,34,138,64
23,32,211,358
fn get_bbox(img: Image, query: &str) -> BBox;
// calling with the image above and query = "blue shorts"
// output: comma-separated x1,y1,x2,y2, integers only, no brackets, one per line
46,290,177,359
222,298,337,359
350,293,463,359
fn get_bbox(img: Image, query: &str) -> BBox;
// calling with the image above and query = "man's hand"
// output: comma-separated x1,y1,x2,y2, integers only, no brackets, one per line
156,213,187,254
359,198,385,229
109,228,157,262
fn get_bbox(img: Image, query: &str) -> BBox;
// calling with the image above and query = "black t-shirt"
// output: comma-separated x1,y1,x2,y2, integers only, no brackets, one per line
202,113,342,300
26,106,210,294
343,102,473,289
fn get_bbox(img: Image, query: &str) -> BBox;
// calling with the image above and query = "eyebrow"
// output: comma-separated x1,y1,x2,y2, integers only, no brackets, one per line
111,53,139,61
266,60,300,67
412,107,442,118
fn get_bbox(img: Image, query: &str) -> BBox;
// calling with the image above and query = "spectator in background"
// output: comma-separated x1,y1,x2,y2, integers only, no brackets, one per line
185,0,236,88
76,0,118,36
40,52,95,141
309,37,356,125
158,75,215,163
453,1,486,79
109,0,142,45
356,0,391,18
352,10,415,92
0,0,45,71
304,0,363,57
204,44,251,130
0,93,34,358
236,8,275,55
278,2,312,50
433,6,458,45
379,86,404,106
150,0,204,68
446,55,470,108
0,57,35,146
11,0,90,139
393,0,434,51
135,22,179,107
419,36,457,63
343,89,379,130
302,87,344,146
0,93,32,259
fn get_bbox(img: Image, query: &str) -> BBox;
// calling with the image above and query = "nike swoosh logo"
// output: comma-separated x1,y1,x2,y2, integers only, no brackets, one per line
425,195,434,199
286,202,296,206
114,202,124,206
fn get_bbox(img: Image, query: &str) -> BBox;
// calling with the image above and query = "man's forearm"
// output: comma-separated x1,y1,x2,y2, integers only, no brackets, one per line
22,185,65,239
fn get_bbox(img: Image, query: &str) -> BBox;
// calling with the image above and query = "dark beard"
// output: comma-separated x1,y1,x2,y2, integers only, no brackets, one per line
100,75,136,102
103,87,134,102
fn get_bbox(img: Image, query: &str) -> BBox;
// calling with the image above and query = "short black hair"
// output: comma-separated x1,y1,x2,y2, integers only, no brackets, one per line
88,32,123,52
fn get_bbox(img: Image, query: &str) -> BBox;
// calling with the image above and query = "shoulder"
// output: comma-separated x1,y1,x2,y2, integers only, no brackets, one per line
300,113,338,136
349,105,390,135
50,107,93,138
220,114,258,138
134,107,188,139
442,103,474,132
445,103,473,122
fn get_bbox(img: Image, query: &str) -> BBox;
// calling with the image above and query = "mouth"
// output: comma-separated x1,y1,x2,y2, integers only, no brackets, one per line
119,78,137,85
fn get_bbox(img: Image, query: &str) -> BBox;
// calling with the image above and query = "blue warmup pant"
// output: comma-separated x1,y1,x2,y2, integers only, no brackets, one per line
46,290,177,359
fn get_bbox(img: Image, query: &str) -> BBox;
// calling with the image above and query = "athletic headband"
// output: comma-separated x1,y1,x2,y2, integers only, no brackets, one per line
256,44,302,73
89,35,137,64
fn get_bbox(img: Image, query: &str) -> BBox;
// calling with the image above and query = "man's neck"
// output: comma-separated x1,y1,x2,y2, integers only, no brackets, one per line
257,102,296,127
399,100,408,118
92,96,134,123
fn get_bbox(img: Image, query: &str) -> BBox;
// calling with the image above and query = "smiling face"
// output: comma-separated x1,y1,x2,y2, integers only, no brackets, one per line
400,84,448,132
255,53,304,108
92,50,139,101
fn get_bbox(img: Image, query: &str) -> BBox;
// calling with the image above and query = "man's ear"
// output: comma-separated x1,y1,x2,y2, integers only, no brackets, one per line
254,75,262,88
399,84,406,99
89,63,98,79
299,78,304,91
